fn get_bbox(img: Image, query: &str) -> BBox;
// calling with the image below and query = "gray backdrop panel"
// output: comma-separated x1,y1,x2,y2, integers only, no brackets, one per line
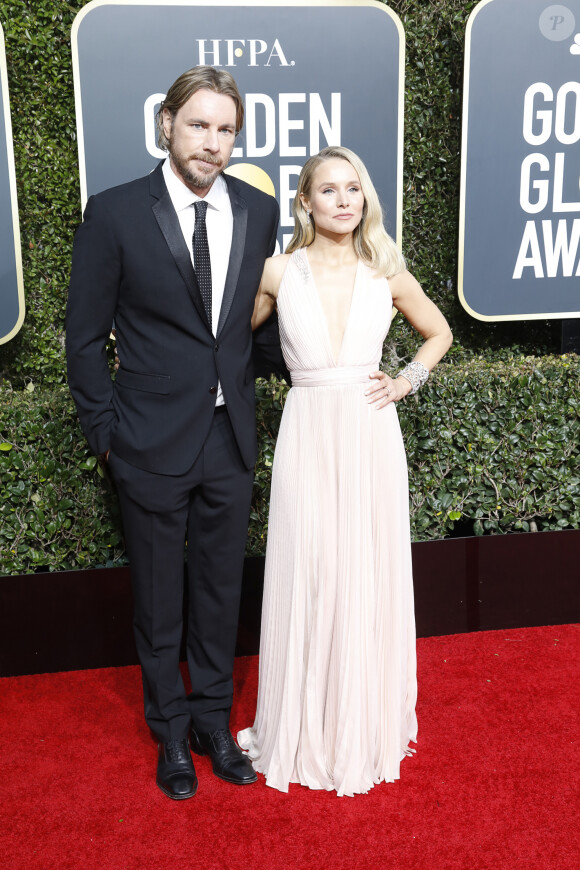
461,0,580,319
0,26,21,344
74,2,402,243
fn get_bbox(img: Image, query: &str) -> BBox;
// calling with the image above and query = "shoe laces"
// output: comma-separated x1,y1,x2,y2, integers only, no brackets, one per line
165,738,190,764
209,729,237,753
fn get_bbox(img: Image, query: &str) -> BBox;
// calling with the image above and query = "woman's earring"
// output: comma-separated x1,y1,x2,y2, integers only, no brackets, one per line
305,211,311,225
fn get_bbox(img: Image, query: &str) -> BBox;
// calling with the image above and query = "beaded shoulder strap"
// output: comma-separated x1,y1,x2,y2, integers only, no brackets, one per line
293,247,310,283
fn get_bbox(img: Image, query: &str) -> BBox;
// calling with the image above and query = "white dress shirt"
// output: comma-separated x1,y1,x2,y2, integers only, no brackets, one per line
162,158,233,405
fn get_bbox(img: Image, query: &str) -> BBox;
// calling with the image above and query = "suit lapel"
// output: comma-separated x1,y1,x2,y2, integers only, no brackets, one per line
217,176,248,337
150,164,211,332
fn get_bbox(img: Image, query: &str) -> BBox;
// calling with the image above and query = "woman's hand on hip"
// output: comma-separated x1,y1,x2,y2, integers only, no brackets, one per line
365,371,412,409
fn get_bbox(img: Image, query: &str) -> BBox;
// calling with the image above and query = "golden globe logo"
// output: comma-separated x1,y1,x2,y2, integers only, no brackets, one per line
196,38,294,67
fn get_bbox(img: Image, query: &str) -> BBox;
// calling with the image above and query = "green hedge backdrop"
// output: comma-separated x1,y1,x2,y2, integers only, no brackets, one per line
0,0,578,575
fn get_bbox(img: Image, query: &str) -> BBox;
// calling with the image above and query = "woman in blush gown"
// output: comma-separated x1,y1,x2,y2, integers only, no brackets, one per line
238,147,452,796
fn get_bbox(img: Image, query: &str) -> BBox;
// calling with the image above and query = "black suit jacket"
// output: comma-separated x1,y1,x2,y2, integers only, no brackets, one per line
66,164,280,476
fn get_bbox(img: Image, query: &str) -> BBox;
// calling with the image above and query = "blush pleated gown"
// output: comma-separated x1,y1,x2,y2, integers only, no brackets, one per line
238,248,418,796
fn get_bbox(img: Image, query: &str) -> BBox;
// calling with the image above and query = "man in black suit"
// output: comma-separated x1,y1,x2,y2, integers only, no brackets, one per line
66,67,280,800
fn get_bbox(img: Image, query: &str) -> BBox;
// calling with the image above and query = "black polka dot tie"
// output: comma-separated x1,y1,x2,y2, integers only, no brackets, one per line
193,200,212,325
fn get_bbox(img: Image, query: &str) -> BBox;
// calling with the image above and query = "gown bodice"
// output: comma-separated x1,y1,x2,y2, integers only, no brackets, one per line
277,248,393,386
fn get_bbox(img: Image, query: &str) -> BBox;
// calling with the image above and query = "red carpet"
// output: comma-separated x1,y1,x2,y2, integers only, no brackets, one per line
1,625,578,870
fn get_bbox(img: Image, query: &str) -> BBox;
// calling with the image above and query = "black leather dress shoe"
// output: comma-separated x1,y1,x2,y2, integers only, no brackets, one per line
190,728,257,785
156,738,198,800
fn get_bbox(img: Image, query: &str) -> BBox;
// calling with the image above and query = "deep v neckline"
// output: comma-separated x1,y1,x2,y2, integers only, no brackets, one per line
303,249,361,367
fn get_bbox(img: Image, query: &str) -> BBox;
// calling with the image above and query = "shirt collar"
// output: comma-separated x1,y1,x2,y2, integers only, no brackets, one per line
162,157,229,214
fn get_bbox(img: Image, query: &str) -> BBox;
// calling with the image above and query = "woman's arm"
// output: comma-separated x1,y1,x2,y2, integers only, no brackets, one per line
390,269,453,370
366,269,453,408
251,254,290,330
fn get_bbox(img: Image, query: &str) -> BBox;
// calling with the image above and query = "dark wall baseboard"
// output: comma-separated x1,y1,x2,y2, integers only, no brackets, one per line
1,529,578,677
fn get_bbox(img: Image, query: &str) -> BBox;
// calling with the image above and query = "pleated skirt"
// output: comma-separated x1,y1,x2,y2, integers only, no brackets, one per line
238,383,417,796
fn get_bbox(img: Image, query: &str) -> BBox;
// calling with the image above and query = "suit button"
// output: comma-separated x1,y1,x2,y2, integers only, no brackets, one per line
214,344,219,352
209,386,218,394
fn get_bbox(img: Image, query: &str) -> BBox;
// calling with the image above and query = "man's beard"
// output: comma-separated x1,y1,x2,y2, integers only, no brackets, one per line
169,147,224,192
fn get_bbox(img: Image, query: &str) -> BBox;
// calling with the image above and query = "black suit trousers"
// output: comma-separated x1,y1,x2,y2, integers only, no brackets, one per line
108,407,253,741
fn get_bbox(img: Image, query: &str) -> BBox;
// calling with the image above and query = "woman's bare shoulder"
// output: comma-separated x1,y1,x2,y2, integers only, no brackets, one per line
387,269,422,299
266,252,292,277
262,252,292,294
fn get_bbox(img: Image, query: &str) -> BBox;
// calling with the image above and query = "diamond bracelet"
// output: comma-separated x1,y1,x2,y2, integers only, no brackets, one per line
396,360,429,394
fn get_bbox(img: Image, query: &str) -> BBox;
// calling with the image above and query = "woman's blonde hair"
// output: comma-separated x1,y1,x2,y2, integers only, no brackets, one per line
285,146,405,278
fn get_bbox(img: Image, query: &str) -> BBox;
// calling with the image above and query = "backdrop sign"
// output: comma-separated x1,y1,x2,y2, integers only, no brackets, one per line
459,0,580,321
72,0,404,251
0,23,24,345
